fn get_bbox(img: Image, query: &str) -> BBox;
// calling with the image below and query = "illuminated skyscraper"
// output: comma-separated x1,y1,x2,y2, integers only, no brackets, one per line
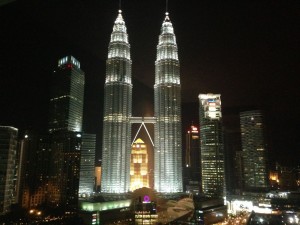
0,126,18,215
101,10,132,193
198,94,225,198
130,138,149,191
79,133,96,195
154,12,182,192
48,56,85,133
240,110,269,190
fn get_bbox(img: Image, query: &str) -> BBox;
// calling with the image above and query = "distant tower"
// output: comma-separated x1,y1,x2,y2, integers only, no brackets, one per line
154,12,182,192
184,125,201,193
101,10,132,193
130,138,149,191
240,110,269,190
0,126,18,215
198,94,225,198
48,55,85,133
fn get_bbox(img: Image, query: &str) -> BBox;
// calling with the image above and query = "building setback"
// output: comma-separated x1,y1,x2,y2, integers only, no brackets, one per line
101,10,132,193
198,94,225,198
154,12,183,193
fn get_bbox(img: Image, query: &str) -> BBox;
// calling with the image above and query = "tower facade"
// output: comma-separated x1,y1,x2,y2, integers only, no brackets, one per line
198,94,225,198
48,132,81,209
18,132,51,209
184,125,201,193
240,110,269,190
79,133,96,195
101,10,132,193
0,126,18,215
48,56,85,133
130,138,149,191
154,13,182,192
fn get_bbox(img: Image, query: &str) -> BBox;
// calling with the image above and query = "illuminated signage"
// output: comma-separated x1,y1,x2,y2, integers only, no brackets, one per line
143,195,150,203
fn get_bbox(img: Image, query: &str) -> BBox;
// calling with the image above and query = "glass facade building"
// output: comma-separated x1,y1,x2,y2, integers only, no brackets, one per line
240,110,269,190
0,126,18,215
79,133,96,195
154,13,182,192
101,10,132,193
198,94,225,198
48,55,85,133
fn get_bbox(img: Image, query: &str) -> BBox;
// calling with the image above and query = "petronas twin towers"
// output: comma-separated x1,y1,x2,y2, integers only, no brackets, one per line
101,9,182,193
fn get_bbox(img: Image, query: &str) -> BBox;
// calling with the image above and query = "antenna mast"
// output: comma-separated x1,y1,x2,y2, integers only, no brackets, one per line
166,0,168,13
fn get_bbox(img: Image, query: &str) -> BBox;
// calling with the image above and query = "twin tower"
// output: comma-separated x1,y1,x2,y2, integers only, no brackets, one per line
101,10,182,193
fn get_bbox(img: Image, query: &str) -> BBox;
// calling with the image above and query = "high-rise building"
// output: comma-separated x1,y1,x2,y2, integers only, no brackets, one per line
48,132,82,210
198,94,225,198
79,133,96,196
154,12,183,193
240,110,269,190
48,55,85,133
101,10,132,193
0,126,18,215
224,128,242,194
130,138,149,191
184,125,201,193
18,132,51,209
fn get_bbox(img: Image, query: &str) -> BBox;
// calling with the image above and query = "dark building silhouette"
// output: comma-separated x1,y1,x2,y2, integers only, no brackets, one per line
184,125,201,194
18,132,51,209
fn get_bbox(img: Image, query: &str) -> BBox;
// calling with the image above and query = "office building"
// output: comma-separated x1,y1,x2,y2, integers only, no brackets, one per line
240,110,269,190
18,132,51,209
184,125,201,193
154,12,183,193
79,133,96,196
0,126,18,215
48,55,85,133
130,138,149,191
101,10,132,193
198,94,225,198
134,200,158,225
48,132,81,210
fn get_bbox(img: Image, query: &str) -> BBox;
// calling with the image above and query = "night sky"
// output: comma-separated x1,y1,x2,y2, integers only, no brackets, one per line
0,1,299,166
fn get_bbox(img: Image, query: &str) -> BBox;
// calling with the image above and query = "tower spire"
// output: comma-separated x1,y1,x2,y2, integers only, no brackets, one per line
164,0,170,21
119,0,122,11
166,0,168,14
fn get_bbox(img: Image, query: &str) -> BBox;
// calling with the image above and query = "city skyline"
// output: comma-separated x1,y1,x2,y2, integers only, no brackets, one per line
0,1,299,166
